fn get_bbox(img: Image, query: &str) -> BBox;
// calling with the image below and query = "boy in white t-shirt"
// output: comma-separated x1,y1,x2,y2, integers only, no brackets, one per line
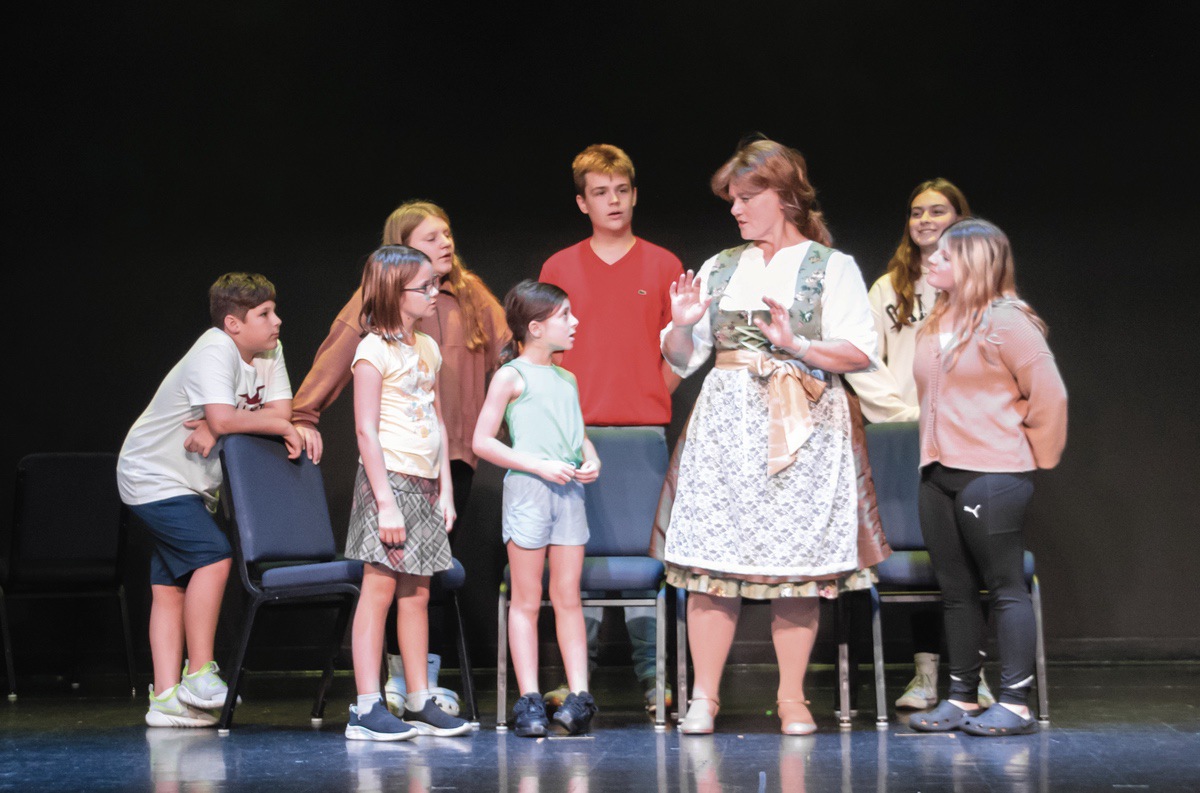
118,273,302,727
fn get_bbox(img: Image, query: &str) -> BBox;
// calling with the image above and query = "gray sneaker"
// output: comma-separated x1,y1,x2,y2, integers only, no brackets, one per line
145,684,219,728
403,700,472,737
345,700,417,742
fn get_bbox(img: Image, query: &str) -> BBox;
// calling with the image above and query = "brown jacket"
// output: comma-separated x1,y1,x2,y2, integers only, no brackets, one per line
914,303,1067,472
292,280,510,468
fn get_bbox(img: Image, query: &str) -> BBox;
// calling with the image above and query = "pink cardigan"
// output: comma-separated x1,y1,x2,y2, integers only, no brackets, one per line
914,303,1067,472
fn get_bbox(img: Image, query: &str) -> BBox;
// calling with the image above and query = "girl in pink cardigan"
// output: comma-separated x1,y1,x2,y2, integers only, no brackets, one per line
910,218,1067,737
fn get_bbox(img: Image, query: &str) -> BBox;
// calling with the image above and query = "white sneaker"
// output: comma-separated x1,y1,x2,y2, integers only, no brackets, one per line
383,654,406,715
428,687,461,717
895,652,939,709
977,672,996,709
178,661,235,710
145,684,219,728
384,654,458,715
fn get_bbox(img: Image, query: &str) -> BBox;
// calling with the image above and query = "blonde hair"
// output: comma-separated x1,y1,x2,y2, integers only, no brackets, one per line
381,201,499,351
886,178,971,331
710,138,832,246
571,144,636,195
920,218,1047,367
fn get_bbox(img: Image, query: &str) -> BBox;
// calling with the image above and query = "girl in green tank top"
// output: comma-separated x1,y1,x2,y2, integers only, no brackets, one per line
473,280,601,736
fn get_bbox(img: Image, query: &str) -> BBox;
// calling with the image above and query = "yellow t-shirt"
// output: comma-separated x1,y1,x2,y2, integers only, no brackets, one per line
353,332,442,478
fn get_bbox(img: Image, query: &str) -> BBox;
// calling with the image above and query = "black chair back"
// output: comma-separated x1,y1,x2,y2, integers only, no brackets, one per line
219,435,335,565
865,422,924,551
5,453,123,587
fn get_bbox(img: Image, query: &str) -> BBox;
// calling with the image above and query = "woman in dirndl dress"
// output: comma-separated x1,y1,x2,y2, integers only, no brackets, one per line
661,137,889,735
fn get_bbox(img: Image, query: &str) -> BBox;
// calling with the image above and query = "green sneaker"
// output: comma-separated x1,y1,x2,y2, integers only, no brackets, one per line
145,684,219,728
178,661,234,710
543,683,570,710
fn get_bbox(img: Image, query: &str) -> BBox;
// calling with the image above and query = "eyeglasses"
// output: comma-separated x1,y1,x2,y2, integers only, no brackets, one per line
403,281,440,298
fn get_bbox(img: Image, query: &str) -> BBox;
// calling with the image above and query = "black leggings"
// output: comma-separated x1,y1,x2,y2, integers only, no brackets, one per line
919,464,1036,706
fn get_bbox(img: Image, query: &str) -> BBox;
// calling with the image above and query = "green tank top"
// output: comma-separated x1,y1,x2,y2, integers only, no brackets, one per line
502,359,585,472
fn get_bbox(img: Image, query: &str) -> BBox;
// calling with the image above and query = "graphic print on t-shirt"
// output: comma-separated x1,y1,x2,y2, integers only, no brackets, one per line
885,291,929,329
238,385,266,409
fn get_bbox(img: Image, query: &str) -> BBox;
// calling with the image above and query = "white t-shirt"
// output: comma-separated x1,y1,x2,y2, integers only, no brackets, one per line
662,241,878,378
353,332,443,479
117,328,292,507
845,271,936,423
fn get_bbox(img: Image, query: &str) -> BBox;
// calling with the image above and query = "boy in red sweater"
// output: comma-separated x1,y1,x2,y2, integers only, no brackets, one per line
539,144,683,713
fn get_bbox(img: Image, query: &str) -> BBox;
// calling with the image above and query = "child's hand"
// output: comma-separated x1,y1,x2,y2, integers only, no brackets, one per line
534,460,577,485
182,419,217,458
377,500,407,546
440,492,456,533
282,424,304,460
574,460,601,484
294,425,323,464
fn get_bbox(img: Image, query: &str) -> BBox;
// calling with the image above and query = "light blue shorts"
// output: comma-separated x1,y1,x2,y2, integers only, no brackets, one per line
502,473,589,549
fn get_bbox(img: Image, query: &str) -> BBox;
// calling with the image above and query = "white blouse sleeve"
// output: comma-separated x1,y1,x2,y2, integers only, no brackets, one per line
660,255,718,378
820,252,879,365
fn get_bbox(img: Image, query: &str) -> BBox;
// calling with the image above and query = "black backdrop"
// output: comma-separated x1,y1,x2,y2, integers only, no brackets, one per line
6,3,1197,670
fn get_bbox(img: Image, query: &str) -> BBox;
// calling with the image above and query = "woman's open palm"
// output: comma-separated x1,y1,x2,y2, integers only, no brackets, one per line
670,270,712,328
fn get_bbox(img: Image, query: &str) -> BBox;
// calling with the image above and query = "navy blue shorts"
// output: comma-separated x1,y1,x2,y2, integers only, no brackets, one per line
128,495,232,586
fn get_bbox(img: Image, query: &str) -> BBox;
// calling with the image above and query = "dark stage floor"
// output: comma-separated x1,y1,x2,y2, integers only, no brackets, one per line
2,664,1198,792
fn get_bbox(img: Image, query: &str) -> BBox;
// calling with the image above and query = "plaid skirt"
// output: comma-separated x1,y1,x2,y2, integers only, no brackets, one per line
345,465,452,576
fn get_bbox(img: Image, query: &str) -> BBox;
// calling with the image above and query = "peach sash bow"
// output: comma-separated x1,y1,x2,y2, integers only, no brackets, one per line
714,349,827,476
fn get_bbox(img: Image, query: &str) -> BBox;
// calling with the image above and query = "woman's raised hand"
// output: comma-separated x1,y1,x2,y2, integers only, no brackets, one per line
754,296,799,351
669,270,713,329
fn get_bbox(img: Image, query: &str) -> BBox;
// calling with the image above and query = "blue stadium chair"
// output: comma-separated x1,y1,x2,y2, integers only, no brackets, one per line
496,427,670,731
218,434,362,731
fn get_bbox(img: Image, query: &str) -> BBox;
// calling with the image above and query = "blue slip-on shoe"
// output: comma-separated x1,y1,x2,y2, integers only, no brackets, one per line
345,701,417,742
402,700,472,737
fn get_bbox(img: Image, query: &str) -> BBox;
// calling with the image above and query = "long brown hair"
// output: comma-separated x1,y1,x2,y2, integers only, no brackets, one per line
359,245,428,341
886,178,971,331
919,218,1047,368
710,138,832,246
382,201,499,351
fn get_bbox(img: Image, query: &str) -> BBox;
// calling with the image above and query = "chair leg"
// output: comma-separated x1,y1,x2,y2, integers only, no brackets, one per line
674,586,688,724
1032,576,1050,723
117,586,138,697
313,595,357,723
218,598,261,731
654,585,667,731
0,587,15,701
836,597,852,726
870,588,888,726
496,583,508,730
450,591,479,725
